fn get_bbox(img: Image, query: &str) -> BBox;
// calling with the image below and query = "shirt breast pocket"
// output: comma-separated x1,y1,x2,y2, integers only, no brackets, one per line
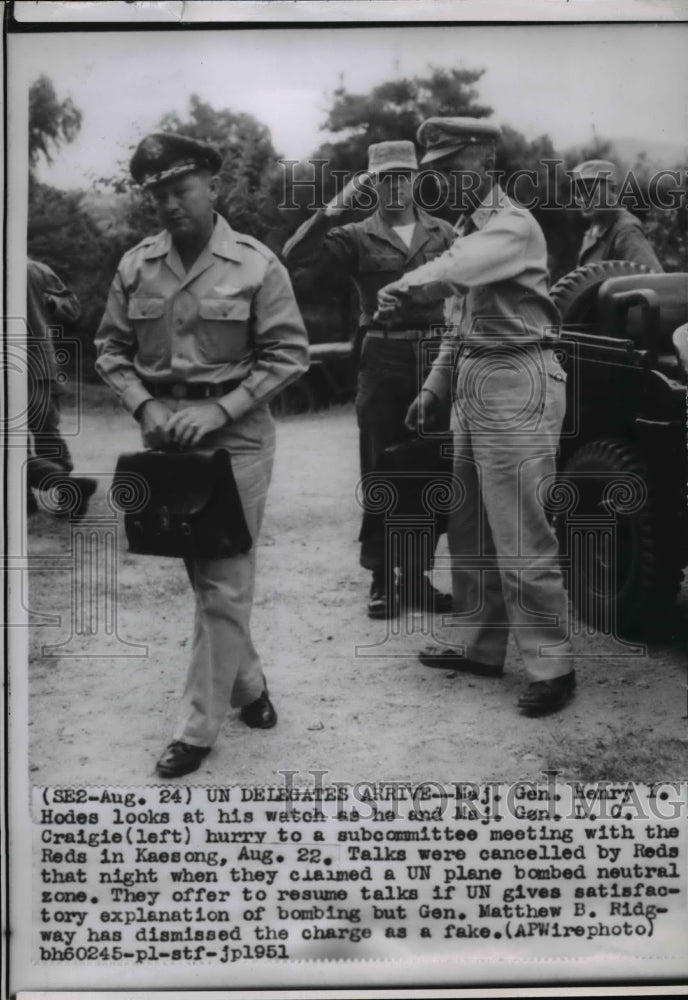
359,253,402,277
198,297,251,363
128,296,167,362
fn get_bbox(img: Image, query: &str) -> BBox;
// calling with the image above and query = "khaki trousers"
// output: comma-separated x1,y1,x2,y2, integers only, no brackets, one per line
145,399,275,747
439,346,573,680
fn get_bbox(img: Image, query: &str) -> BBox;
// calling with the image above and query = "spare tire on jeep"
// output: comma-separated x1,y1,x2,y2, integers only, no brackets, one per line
554,438,684,630
550,260,658,326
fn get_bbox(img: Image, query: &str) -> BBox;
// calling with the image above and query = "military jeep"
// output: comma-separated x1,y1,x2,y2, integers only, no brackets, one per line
550,260,688,630
271,339,358,415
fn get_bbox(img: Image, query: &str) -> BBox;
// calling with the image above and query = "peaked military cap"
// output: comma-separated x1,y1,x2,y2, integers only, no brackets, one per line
571,159,619,186
367,140,418,175
130,132,223,188
417,117,501,165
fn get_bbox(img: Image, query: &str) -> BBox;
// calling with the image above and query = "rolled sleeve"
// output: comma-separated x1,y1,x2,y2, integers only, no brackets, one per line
94,271,153,416
218,256,309,422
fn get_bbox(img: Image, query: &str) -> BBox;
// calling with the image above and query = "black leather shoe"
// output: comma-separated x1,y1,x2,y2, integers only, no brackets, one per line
55,476,97,521
367,573,399,620
240,691,277,729
418,645,503,677
156,741,210,778
71,477,98,521
518,671,576,716
405,580,452,613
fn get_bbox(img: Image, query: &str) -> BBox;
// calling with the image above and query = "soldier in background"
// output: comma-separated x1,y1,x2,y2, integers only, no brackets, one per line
572,159,663,270
284,141,455,620
26,259,96,518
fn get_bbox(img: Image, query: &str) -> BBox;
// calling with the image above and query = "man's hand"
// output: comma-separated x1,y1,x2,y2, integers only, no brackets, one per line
405,389,442,433
139,399,173,449
673,325,688,375
375,279,410,322
324,172,372,217
166,403,229,449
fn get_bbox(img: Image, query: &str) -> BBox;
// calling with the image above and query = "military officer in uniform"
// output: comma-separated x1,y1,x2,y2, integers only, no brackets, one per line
95,133,309,777
572,159,662,270
377,117,576,716
27,258,81,473
283,141,455,619
26,258,97,518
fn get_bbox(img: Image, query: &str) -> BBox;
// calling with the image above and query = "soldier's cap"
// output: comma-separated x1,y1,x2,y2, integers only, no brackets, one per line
571,159,619,186
367,140,418,176
130,132,223,189
417,117,501,166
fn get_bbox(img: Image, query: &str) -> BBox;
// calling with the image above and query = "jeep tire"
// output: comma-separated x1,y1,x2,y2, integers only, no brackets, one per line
551,260,657,326
556,438,683,630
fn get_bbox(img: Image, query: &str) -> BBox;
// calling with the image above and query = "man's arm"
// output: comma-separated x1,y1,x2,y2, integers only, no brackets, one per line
94,270,174,446
217,255,310,424
383,211,532,420
29,261,82,326
283,174,371,275
44,274,81,325
387,211,533,305
94,269,155,417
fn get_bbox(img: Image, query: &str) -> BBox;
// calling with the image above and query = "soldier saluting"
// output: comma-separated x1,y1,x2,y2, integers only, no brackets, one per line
284,141,454,619
95,133,309,777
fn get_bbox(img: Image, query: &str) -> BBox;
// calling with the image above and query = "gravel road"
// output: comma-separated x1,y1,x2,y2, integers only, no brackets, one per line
27,398,688,786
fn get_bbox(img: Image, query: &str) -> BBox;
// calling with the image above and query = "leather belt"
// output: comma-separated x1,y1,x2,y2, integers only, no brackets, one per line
366,328,430,341
143,379,242,400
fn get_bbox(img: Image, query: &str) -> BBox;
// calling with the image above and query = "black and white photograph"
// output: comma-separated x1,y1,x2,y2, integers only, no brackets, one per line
4,0,688,993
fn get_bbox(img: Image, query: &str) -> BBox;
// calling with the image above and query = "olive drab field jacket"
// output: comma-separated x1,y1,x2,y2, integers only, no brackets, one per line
283,206,455,330
578,208,662,271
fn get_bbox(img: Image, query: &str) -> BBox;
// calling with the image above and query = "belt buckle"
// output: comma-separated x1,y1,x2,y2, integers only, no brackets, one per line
170,383,187,399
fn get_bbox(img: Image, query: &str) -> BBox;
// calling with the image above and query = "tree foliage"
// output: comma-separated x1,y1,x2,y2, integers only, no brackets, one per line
27,71,686,375
27,178,135,377
312,67,492,196
29,75,82,170
324,68,490,145
28,78,130,376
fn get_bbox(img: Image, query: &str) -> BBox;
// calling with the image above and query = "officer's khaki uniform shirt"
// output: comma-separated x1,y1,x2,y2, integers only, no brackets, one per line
95,213,308,418
394,185,561,401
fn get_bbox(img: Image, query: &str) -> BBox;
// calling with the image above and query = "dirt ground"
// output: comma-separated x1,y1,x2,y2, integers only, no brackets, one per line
27,392,688,786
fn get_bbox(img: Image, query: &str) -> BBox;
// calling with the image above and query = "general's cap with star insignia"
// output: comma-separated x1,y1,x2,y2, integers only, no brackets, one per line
130,132,223,188
416,117,501,166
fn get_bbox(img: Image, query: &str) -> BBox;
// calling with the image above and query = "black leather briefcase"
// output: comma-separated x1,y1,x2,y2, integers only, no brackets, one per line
112,448,252,559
